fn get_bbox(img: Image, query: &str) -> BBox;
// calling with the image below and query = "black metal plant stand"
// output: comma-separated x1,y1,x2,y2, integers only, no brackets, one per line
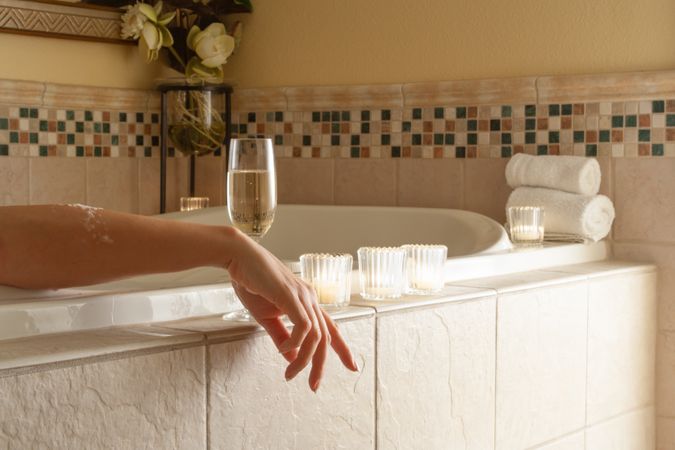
158,83,233,213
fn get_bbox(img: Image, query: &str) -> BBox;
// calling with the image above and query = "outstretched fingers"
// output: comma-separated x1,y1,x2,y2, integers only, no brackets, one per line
258,317,298,363
322,310,359,372
308,302,330,391
284,288,323,381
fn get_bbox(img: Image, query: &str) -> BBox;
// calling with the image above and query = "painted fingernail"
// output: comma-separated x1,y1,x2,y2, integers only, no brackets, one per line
311,381,320,392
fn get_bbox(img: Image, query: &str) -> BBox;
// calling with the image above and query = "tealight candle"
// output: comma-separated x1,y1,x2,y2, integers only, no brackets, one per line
507,206,544,246
300,253,352,309
403,244,448,295
180,196,210,211
357,247,406,300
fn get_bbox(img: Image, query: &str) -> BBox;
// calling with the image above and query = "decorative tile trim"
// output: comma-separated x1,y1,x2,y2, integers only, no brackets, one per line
403,77,538,108
0,0,125,43
285,84,403,110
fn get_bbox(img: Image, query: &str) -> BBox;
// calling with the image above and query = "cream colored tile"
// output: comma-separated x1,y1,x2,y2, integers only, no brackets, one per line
397,158,463,208
531,432,585,450
0,347,205,448
29,157,86,205
208,317,375,449
0,325,203,371
334,159,397,206
657,331,675,417
138,157,182,215
377,297,495,450
586,407,655,450
352,285,494,314
614,158,675,242
657,417,675,450
276,158,334,204
613,242,675,331
457,270,586,294
587,272,657,424
496,283,588,450
0,157,29,205
464,158,510,223
86,157,138,213
194,153,226,206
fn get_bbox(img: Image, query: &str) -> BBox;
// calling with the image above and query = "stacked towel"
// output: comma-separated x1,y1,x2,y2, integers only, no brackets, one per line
505,154,615,242
506,153,601,195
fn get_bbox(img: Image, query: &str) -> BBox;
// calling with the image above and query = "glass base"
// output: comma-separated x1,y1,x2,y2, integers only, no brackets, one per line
222,309,253,322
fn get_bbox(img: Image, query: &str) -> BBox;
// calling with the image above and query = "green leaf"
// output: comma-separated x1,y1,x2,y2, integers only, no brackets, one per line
159,25,174,47
157,11,176,26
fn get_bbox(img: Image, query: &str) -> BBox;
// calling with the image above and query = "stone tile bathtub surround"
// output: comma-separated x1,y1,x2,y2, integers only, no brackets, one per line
0,347,205,448
207,316,375,449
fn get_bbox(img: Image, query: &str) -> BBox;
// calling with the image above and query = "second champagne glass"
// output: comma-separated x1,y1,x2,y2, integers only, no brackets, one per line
223,138,277,321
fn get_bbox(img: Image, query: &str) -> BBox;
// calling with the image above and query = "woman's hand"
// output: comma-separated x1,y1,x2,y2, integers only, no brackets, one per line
224,228,358,392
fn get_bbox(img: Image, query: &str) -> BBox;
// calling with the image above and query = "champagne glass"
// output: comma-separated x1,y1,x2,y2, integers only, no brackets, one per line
222,138,277,321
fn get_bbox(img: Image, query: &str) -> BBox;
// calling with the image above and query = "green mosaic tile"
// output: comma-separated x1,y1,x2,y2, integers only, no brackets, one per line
361,123,370,133
434,107,444,119
39,145,48,156
391,146,401,157
151,136,159,146
351,135,360,145
30,109,38,119
351,147,360,158
611,116,624,128
136,112,144,123
490,119,500,131
412,134,422,145
341,111,350,121
525,105,536,117
573,131,585,143
382,134,391,145
238,124,247,134
0,144,8,156
119,112,127,122
94,146,102,157
302,135,311,146
29,133,38,144
525,118,536,130
135,135,143,145
412,108,422,120
382,110,391,121
501,146,512,157
112,135,119,145
85,111,93,121
525,132,536,144
653,100,665,113
626,115,637,127
537,145,548,155
275,111,283,122
468,120,477,131
331,135,340,145
144,147,152,157
103,123,110,133
247,112,256,122
402,121,411,132
652,143,664,156
274,135,283,145
433,133,443,145
599,130,610,142
455,147,466,158
321,111,330,122
586,144,597,156
548,131,559,143
444,133,454,145
548,104,560,116
76,146,84,157
331,123,340,133
66,110,75,121
0,118,7,130
501,106,512,117
639,129,651,142
361,110,371,121
502,133,512,144
467,133,477,145
331,111,340,122
456,107,467,119
561,104,573,115
312,112,320,122
667,114,675,127
151,113,159,123
9,132,18,143
67,134,75,145
19,108,29,118
95,122,102,133
39,120,48,131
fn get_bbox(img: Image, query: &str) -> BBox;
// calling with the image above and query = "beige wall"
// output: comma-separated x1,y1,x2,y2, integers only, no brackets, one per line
2,0,675,89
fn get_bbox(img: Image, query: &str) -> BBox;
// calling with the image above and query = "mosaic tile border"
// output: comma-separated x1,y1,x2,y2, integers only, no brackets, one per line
231,100,675,159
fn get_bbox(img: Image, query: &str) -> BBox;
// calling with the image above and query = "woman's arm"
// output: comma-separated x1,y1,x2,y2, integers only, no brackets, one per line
0,204,357,391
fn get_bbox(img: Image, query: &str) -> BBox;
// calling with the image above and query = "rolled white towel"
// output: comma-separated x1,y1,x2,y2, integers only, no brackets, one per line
506,187,615,242
506,153,601,196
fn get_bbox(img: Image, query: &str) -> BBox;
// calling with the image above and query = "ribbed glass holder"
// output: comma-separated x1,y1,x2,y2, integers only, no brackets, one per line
507,206,545,246
180,196,210,211
403,244,448,295
300,253,352,309
357,247,406,300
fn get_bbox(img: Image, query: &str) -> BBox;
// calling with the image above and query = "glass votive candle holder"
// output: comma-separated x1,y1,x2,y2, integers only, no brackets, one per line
507,206,545,246
300,253,353,309
403,244,448,295
357,247,406,300
180,196,210,211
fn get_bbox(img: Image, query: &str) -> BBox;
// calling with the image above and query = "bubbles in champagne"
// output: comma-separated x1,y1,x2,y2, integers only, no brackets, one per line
227,170,276,239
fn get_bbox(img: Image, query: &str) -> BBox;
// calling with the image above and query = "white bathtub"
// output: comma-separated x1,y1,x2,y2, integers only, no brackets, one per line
0,205,609,341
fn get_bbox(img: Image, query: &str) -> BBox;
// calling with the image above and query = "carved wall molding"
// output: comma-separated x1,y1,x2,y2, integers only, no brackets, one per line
0,0,126,43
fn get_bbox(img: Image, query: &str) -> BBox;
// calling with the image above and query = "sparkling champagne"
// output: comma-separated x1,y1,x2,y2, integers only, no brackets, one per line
227,169,276,239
